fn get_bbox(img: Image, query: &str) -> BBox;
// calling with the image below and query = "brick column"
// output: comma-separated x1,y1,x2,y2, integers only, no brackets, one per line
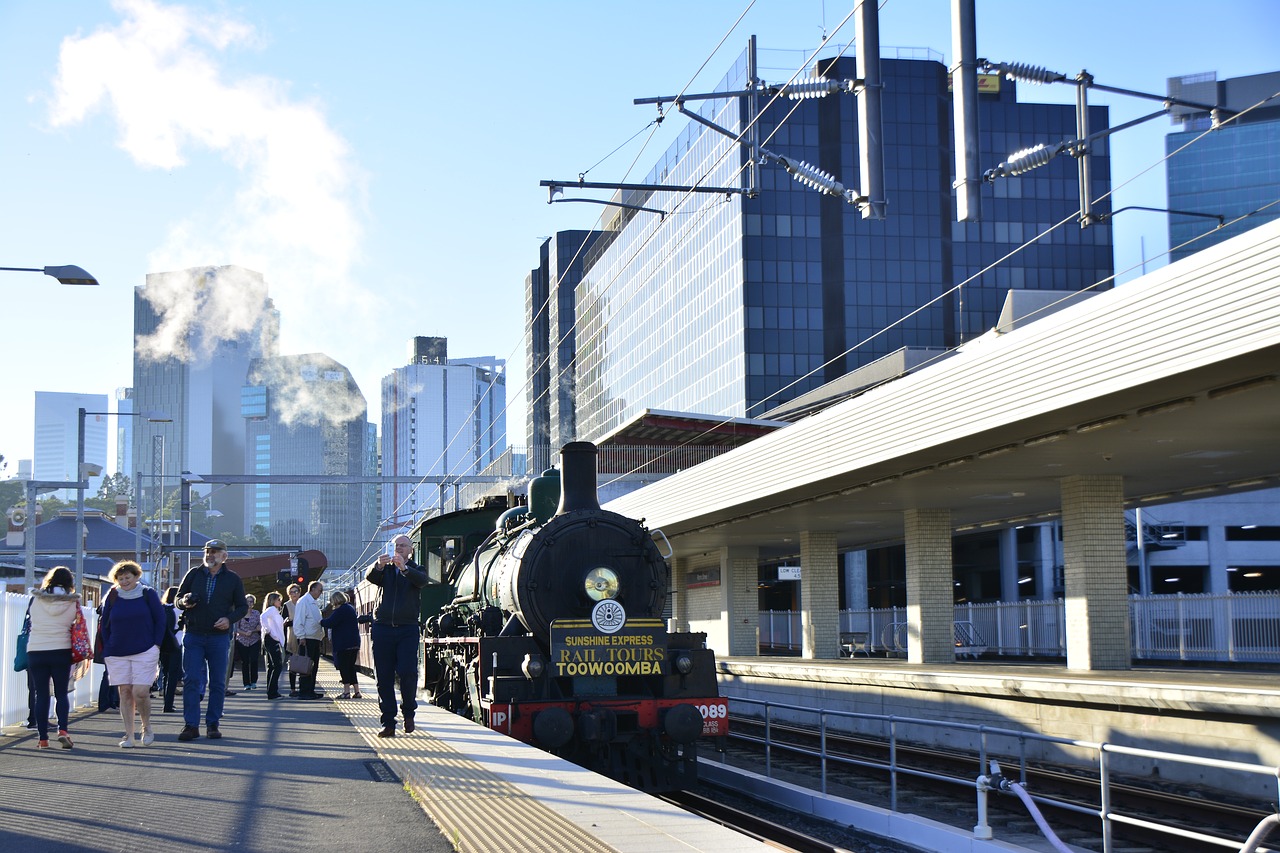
905,508,954,664
801,531,840,659
724,546,760,656
669,556,690,633
1060,475,1131,670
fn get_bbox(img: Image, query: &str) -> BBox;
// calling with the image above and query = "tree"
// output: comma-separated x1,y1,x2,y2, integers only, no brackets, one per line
0,481,23,516
86,473,134,513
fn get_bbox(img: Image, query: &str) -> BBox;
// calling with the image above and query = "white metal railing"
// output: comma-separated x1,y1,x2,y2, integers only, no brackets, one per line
1,592,103,729
726,694,1280,853
758,590,1280,662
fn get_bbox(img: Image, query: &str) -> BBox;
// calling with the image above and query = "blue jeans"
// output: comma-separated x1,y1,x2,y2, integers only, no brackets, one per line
371,623,419,729
27,649,71,740
182,631,231,729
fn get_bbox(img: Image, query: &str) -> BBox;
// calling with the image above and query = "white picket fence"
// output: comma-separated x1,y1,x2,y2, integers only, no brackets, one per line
1,592,103,729
760,591,1280,663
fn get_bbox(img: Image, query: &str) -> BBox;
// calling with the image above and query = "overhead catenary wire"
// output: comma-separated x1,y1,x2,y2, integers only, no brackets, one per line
367,10,1278,563
353,1,770,568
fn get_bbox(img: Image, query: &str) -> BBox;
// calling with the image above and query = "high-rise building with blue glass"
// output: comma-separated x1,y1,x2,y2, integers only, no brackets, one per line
241,353,375,571
1166,70,1280,262
381,337,506,527
531,48,1113,446
133,265,279,530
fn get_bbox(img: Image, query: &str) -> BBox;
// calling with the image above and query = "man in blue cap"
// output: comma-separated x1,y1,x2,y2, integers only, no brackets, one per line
174,540,247,742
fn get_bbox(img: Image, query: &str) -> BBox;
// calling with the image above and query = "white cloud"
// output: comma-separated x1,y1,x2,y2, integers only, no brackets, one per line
47,0,374,378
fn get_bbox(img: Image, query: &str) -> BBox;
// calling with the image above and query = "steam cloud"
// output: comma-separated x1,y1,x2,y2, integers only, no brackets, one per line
46,0,375,426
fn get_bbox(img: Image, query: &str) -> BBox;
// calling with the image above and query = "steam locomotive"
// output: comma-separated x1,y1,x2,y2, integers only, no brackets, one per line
401,442,725,792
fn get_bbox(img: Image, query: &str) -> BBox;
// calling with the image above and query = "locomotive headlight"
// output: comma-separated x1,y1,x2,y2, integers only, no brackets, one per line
674,652,694,675
522,653,546,680
584,566,620,601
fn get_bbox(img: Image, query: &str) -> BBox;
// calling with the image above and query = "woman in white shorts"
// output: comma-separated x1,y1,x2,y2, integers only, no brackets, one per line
100,560,166,747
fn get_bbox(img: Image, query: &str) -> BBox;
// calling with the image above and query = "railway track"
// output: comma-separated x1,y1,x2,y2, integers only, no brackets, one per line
663,789,922,853
724,715,1279,852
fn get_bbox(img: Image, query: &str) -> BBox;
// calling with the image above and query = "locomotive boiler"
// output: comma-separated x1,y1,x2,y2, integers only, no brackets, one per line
420,441,726,792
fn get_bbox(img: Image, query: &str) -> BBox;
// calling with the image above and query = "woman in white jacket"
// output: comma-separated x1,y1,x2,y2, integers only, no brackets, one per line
27,566,80,749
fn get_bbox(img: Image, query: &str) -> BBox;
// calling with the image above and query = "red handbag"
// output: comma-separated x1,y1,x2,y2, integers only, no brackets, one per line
70,608,93,664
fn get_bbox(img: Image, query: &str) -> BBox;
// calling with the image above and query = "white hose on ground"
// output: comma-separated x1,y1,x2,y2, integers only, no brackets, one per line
1009,782,1077,853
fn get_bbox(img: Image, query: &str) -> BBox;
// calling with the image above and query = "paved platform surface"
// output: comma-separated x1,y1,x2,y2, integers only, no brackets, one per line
0,663,454,853
1,662,774,853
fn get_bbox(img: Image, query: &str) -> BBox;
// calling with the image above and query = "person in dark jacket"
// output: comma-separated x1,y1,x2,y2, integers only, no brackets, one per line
174,540,247,742
320,591,361,699
158,586,183,713
363,534,427,737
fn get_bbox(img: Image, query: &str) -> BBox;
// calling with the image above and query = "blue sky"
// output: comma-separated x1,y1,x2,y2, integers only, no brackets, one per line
1,0,1276,473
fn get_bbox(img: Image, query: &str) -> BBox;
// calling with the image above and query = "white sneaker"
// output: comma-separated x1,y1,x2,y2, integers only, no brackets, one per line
119,737,135,748
141,731,155,747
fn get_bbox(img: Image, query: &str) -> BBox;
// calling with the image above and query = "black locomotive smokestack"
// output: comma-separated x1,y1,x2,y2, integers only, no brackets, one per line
556,441,601,515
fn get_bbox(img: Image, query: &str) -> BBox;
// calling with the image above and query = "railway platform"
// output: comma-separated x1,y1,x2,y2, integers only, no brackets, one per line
718,656,1280,797
0,660,774,853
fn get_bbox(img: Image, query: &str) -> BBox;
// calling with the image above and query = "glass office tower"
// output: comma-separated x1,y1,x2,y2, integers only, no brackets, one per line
241,353,374,572
567,48,1113,443
1166,70,1280,263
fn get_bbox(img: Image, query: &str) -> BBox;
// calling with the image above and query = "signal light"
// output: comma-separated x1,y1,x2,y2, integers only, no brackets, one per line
276,568,291,586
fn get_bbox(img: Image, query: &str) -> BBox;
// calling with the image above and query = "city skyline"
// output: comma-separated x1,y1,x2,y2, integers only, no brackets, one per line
2,1,1277,473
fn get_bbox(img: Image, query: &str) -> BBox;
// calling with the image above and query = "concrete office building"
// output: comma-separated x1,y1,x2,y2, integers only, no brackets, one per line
132,265,279,531
33,391,109,500
114,387,134,478
242,354,375,572
381,337,506,527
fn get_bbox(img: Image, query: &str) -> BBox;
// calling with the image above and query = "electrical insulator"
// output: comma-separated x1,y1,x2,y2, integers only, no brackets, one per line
782,79,855,100
993,62,1064,85
1004,143,1059,175
781,157,845,196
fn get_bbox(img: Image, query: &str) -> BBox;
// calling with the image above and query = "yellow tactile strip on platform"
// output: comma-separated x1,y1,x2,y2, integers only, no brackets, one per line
320,670,617,853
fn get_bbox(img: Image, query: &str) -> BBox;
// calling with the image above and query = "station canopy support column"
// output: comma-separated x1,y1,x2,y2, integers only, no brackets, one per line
669,555,691,633
801,531,840,659
1061,475,1132,670
905,508,955,664
724,545,760,656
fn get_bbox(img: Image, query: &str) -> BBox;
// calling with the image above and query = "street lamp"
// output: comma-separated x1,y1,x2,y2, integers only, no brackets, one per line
0,265,100,285
76,407,170,594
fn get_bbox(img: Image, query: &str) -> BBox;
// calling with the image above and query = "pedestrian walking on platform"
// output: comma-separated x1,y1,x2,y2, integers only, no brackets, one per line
100,560,165,747
282,584,302,696
159,586,183,712
234,594,262,690
293,581,325,700
321,591,361,699
174,540,247,742
363,534,426,737
25,566,79,749
260,592,285,699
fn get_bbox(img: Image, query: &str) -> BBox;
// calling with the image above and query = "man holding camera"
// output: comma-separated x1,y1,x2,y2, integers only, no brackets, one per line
362,534,427,738
174,540,247,742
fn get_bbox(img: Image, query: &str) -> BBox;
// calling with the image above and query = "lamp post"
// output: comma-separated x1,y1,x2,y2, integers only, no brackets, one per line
0,265,100,285
76,407,170,594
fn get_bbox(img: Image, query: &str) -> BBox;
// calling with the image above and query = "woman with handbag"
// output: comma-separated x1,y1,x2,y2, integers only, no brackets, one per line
100,560,165,747
282,583,302,697
26,566,80,749
320,591,361,699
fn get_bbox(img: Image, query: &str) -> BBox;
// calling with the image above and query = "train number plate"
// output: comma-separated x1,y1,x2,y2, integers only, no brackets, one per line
698,701,729,736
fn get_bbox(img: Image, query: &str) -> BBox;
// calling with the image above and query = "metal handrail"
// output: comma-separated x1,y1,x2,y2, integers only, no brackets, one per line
725,694,1280,853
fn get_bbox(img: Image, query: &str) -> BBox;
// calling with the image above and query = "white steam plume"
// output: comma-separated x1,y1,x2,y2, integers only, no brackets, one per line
48,0,374,394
